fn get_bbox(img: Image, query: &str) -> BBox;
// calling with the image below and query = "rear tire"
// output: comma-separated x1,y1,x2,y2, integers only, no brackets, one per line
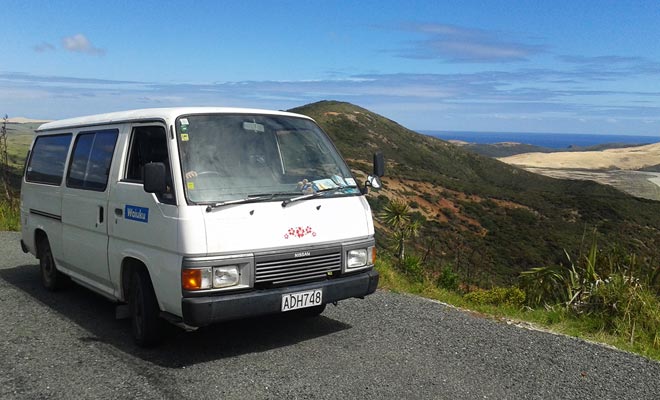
130,268,163,347
38,238,64,291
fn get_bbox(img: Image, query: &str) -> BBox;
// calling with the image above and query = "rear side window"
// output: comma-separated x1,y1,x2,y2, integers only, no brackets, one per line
66,129,118,191
26,134,72,185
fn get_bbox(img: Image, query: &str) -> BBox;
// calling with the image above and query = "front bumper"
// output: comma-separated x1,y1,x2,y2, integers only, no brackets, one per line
182,269,379,327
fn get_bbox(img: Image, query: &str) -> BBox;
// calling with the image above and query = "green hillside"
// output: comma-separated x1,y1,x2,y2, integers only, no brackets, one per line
4,122,37,170
1,122,34,202
291,101,660,284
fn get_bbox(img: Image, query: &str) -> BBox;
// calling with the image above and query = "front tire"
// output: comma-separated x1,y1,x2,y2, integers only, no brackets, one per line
38,238,64,291
130,268,163,347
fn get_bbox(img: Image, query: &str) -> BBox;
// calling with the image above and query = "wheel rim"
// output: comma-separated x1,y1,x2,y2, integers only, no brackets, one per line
41,250,54,284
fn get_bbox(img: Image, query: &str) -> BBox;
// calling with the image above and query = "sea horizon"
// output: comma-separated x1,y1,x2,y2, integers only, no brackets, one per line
421,130,660,149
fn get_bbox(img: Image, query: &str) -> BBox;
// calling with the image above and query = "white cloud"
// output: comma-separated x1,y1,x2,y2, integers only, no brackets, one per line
394,23,545,63
33,42,55,53
62,34,105,55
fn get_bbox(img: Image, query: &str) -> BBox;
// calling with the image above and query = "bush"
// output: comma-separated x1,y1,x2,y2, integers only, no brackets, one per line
400,254,424,281
519,237,660,347
519,265,565,307
592,274,660,346
367,194,389,213
436,265,459,291
464,287,526,307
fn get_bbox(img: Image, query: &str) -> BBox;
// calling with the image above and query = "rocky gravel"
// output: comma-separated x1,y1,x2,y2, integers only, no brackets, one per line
1,231,659,399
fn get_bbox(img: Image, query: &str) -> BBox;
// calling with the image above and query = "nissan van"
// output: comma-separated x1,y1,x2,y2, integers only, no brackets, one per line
20,107,383,346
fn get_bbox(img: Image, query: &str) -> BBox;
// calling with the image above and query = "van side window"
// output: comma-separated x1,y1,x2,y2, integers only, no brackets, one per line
66,129,118,191
126,126,174,204
26,134,72,185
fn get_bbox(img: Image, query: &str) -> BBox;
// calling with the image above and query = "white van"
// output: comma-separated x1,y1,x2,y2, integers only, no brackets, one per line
20,107,383,346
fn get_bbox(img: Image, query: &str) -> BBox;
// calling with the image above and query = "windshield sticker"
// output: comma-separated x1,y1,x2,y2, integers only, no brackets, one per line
180,133,189,141
243,121,265,132
187,182,195,190
312,179,338,191
125,205,149,223
331,175,347,186
180,118,189,133
284,226,316,239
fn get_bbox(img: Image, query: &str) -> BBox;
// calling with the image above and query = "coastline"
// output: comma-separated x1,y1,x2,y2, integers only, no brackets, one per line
647,173,660,188
423,131,660,149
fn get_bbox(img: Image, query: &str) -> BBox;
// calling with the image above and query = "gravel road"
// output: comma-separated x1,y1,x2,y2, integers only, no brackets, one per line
1,231,659,399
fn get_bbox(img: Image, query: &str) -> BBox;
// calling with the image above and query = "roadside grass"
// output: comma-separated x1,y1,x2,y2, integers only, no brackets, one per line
375,258,660,362
0,200,20,231
0,165,22,231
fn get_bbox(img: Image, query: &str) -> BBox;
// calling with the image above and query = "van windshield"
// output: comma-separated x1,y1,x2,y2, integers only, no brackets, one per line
177,114,358,204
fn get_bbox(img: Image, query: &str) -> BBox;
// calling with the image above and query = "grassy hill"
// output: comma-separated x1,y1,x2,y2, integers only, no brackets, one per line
1,121,34,199
4,122,37,170
290,101,660,285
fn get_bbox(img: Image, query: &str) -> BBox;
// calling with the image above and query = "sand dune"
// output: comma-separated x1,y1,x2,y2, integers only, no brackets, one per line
499,142,660,170
6,117,51,124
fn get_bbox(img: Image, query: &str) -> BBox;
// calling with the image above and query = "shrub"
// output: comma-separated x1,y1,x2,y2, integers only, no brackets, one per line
400,254,424,281
592,274,660,346
519,265,566,307
519,236,660,347
436,265,459,291
367,194,390,213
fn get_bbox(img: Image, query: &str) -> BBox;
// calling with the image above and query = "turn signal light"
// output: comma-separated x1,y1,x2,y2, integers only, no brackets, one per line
182,268,212,290
182,269,202,290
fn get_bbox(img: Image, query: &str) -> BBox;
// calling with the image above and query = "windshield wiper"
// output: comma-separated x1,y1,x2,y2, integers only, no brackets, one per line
205,192,299,211
281,186,358,207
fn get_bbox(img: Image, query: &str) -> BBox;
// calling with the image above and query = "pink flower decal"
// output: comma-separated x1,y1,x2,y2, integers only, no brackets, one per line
284,226,316,239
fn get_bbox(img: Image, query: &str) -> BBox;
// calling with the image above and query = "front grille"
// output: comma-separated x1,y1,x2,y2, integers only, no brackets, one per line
255,249,342,287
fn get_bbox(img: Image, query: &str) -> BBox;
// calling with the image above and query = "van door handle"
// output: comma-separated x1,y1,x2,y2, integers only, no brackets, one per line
114,208,123,217
99,206,104,223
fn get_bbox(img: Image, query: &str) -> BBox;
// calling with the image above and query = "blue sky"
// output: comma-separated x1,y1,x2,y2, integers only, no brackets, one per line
2,0,660,135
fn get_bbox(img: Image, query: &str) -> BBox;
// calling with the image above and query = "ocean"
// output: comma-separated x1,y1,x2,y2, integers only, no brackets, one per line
421,130,660,149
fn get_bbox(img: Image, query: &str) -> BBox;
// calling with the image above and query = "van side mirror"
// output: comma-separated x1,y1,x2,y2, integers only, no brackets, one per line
362,152,385,194
373,152,385,177
143,162,167,193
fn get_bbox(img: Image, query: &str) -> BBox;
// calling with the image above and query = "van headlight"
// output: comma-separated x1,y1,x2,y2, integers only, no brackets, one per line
182,254,253,292
213,266,240,288
346,246,376,270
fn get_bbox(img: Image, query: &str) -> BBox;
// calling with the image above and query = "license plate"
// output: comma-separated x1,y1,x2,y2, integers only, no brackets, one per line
281,289,323,312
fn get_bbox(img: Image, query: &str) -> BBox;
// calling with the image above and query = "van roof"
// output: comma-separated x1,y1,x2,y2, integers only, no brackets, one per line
36,107,312,132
